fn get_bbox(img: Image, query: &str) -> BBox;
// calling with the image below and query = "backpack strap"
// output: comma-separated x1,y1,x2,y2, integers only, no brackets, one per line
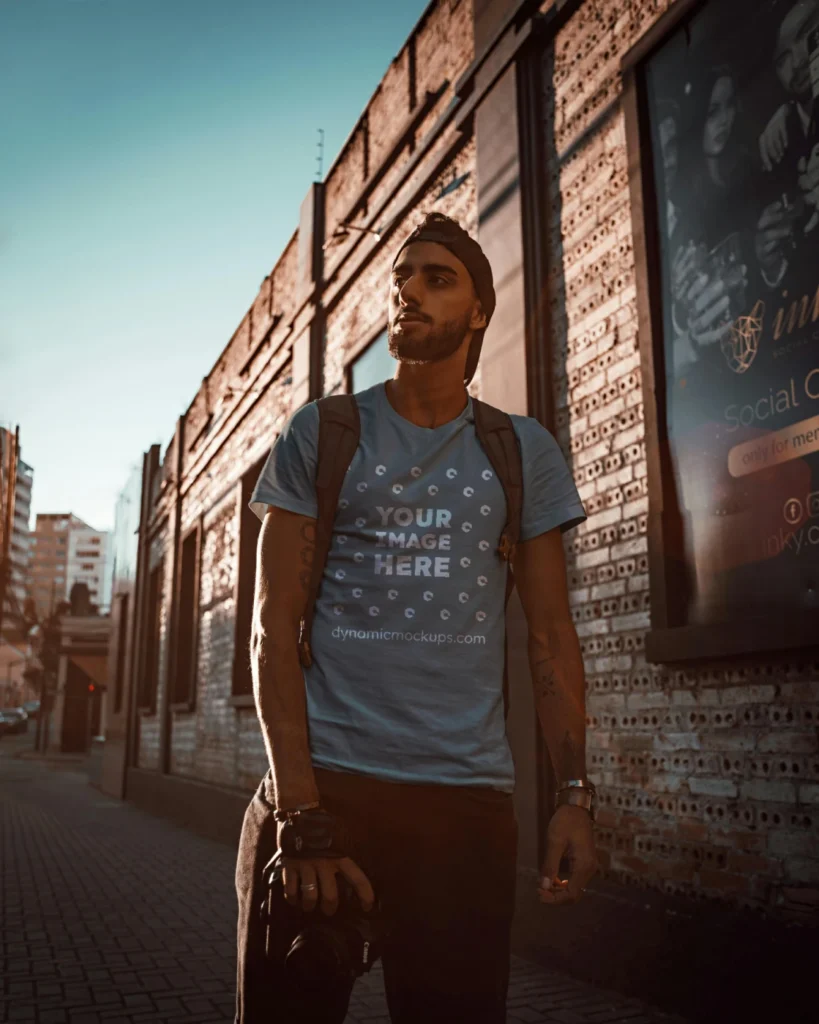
471,398,524,720
298,394,361,669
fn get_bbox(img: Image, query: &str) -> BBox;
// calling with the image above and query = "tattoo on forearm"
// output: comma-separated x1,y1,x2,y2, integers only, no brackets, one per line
533,657,559,699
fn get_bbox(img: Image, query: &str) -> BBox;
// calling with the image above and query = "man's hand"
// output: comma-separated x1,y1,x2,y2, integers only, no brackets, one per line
536,805,598,906
759,103,790,171
686,272,740,349
670,242,746,350
798,144,819,233
755,200,793,282
282,855,375,916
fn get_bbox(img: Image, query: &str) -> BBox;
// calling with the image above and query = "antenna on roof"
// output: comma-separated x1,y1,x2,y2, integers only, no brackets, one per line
316,129,325,182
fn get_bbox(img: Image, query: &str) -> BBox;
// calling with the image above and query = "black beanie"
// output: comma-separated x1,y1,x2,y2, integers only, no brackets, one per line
392,213,495,386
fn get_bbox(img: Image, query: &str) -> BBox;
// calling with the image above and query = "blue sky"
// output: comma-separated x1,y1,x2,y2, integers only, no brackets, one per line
1,0,427,533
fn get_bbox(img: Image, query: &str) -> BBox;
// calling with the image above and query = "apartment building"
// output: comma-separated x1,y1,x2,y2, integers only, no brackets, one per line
0,427,34,633
29,513,89,620
66,527,112,614
9,458,34,617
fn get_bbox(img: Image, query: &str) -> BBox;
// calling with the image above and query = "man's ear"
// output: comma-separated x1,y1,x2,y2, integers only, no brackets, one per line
471,302,487,330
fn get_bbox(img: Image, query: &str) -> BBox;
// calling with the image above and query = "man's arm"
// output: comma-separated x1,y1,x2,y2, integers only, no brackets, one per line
511,526,586,782
513,525,598,905
250,506,321,811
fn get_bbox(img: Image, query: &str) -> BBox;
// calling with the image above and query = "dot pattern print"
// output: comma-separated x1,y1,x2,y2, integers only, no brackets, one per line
321,441,508,638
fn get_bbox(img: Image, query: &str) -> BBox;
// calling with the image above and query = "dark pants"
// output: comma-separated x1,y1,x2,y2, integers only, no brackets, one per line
235,766,518,1023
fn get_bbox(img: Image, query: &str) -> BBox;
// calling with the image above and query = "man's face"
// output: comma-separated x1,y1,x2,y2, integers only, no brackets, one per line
775,0,819,100
387,241,485,367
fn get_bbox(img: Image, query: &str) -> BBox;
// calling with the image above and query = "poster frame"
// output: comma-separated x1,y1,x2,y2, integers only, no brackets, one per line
621,0,819,662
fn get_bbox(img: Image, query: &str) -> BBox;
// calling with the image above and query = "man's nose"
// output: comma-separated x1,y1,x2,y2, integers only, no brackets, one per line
399,275,423,306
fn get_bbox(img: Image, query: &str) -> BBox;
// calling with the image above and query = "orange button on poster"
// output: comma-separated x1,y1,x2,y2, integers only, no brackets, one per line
728,414,819,478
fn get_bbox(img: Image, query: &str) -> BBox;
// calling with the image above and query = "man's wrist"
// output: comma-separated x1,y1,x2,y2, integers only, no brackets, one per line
274,799,321,822
554,778,596,821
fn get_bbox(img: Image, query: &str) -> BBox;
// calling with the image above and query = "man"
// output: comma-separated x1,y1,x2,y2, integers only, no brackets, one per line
756,0,819,289
235,213,598,1023
759,0,818,174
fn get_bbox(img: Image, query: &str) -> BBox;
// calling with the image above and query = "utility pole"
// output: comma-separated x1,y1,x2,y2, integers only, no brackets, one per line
0,425,20,642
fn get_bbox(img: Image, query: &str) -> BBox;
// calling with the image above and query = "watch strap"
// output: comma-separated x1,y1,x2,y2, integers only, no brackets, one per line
554,786,596,821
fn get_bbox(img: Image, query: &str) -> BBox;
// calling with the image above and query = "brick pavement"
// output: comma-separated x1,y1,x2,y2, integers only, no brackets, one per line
0,745,691,1024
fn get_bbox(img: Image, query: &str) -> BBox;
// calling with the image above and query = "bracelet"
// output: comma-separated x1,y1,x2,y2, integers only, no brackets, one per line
273,800,321,822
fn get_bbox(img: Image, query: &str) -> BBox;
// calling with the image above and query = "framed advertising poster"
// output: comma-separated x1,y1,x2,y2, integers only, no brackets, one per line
623,0,819,661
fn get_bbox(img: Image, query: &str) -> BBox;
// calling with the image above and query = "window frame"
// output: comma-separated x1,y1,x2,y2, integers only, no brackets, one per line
170,518,202,712
344,322,390,394
138,560,163,714
113,591,129,714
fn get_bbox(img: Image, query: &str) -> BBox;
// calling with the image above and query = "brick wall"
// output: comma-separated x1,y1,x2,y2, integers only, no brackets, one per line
547,0,819,915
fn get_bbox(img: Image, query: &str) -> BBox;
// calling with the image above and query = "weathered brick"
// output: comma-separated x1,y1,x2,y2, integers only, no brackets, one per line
653,733,702,752
781,858,819,884
688,777,738,799
611,610,650,632
626,691,669,711
741,780,798,804
768,830,819,860
575,548,611,569
590,579,626,600
758,732,818,754
720,685,778,706
798,783,819,805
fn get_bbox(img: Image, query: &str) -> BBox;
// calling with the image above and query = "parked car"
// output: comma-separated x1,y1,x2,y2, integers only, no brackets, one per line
0,708,29,736
22,700,41,720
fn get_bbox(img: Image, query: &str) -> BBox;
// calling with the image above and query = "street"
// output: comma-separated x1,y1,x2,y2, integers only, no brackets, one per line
0,737,691,1024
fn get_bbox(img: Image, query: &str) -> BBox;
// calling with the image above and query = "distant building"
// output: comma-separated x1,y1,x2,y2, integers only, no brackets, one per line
66,527,112,614
9,458,34,618
0,427,33,634
29,513,90,621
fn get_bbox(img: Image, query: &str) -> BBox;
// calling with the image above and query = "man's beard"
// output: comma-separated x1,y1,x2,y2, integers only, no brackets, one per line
387,309,472,366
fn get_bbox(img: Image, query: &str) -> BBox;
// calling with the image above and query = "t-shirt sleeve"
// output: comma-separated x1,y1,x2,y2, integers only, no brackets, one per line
514,417,587,541
249,402,320,523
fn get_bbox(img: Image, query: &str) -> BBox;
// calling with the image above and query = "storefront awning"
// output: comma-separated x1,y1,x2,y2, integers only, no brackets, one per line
68,654,108,689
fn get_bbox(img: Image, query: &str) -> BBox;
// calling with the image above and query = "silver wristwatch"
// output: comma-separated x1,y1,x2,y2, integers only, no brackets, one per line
554,778,597,821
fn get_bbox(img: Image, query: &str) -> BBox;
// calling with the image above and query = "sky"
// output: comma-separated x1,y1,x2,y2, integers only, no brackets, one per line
1,0,428,533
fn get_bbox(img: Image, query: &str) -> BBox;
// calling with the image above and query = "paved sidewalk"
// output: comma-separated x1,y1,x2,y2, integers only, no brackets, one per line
0,746,690,1024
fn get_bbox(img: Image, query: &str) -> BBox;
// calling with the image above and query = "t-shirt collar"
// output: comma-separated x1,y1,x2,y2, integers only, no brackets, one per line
377,381,473,436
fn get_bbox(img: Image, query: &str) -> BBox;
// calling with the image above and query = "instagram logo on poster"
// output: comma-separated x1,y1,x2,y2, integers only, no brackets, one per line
809,491,819,519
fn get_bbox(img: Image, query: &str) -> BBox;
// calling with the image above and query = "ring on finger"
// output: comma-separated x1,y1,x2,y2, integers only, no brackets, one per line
300,883,318,891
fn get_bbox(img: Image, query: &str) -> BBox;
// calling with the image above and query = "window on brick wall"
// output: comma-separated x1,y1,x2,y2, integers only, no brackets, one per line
349,329,394,393
139,562,163,712
172,522,202,708
232,457,266,697
113,592,129,714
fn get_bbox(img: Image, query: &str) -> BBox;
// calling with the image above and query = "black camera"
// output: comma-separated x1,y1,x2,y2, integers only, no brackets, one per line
262,850,389,988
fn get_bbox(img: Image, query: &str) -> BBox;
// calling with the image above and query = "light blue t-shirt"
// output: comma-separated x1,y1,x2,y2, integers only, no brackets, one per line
250,382,585,792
